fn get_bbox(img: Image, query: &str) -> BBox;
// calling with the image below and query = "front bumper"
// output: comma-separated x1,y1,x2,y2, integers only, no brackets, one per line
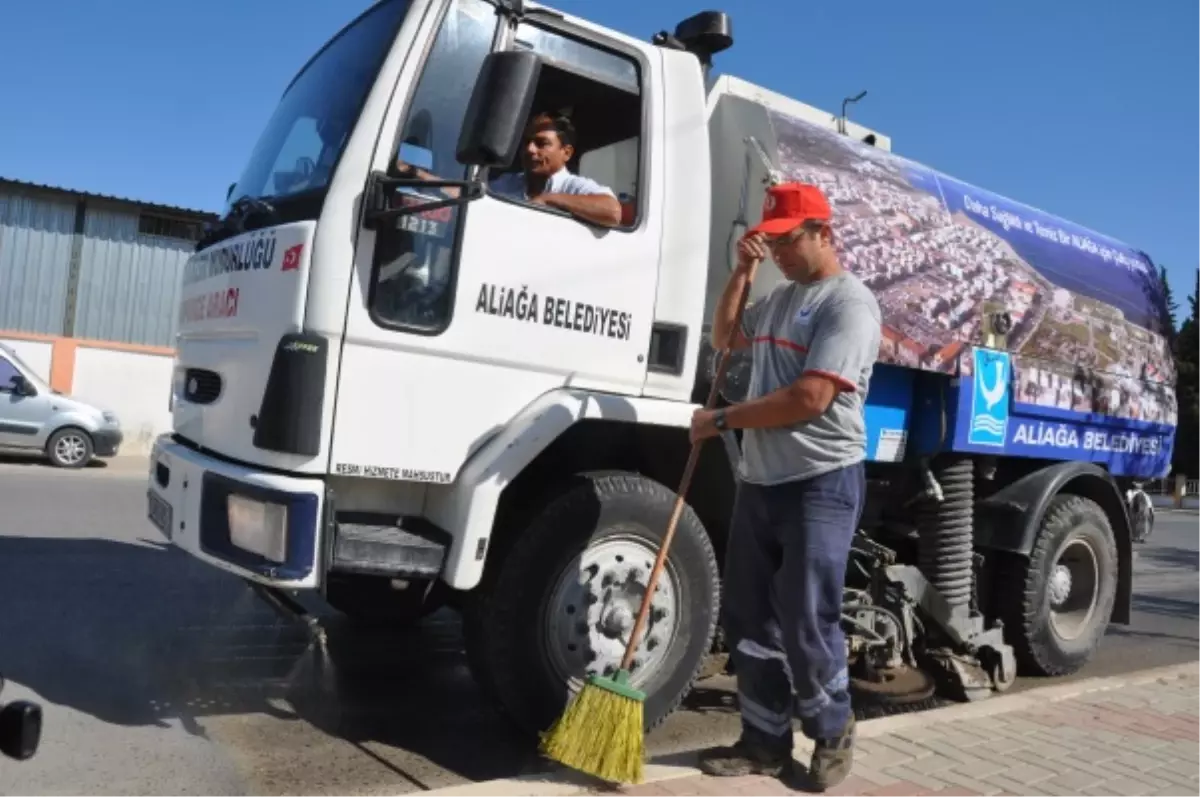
146,435,325,589
93,428,124,457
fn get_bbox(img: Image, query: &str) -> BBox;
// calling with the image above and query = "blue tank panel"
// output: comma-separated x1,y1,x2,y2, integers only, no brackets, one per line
862,364,916,464
899,347,1175,479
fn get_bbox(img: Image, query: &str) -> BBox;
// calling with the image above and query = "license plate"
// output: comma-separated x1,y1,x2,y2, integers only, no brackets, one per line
148,490,173,538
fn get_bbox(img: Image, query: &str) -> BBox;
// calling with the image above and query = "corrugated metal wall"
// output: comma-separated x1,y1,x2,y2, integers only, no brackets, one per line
0,184,207,347
0,189,76,335
75,206,194,347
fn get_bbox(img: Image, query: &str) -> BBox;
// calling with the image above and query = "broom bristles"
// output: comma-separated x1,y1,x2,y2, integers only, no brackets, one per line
539,674,646,785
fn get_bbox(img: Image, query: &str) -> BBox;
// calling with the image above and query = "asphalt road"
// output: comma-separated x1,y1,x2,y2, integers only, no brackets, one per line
0,458,1195,795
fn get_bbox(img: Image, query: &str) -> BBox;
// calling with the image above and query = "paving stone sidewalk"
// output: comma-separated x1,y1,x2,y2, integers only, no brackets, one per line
610,668,1199,797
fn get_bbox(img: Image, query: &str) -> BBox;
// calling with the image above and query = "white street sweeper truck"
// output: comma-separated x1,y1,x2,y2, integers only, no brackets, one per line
146,0,1177,735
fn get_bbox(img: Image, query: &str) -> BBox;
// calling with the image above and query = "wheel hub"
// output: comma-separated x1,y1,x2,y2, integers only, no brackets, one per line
1048,537,1099,641
1048,564,1072,608
56,434,86,465
543,533,680,690
601,603,635,637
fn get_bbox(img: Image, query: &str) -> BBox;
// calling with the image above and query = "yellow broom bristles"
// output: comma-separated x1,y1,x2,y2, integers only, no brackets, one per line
539,680,645,785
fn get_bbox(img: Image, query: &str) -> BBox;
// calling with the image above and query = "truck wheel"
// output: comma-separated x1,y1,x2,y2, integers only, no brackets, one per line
46,427,93,469
323,574,443,627
998,495,1118,677
464,472,720,737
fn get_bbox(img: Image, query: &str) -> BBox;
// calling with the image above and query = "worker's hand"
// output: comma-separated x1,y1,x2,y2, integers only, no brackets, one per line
737,232,768,270
690,409,719,444
735,233,768,276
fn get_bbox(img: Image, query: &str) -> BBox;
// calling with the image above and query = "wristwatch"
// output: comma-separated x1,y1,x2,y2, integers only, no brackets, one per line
713,408,728,431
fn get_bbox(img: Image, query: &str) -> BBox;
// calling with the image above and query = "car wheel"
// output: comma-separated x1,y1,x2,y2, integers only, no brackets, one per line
46,427,94,469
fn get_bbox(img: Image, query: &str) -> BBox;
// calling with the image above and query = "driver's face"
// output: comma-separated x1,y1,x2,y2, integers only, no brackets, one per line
522,128,572,177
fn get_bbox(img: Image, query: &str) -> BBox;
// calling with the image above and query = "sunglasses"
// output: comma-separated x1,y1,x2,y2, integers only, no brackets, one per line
764,224,822,248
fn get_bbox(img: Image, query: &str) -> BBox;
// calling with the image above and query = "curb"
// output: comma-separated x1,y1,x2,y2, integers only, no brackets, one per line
422,660,1199,796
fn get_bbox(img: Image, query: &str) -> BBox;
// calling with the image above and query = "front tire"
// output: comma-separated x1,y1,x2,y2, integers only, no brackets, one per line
464,472,720,736
998,495,1118,676
46,427,93,469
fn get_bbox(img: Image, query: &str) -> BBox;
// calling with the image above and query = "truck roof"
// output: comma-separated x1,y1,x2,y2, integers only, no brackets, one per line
707,73,893,152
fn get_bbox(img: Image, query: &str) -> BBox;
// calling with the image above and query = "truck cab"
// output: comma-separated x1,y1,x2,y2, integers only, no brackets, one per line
149,0,727,733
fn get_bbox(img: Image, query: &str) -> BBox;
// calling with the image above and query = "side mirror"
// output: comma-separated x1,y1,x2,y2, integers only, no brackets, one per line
456,50,542,168
10,375,36,397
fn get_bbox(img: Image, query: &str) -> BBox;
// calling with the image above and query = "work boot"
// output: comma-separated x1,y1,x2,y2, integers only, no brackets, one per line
697,737,792,779
806,715,856,791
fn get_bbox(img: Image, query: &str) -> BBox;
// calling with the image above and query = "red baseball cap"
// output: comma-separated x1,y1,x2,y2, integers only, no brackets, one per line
748,182,832,236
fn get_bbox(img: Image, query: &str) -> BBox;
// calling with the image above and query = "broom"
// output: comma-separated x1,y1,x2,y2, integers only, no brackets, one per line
539,253,762,785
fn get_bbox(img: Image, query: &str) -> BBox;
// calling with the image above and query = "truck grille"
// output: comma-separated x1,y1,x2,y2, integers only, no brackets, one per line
183,368,222,405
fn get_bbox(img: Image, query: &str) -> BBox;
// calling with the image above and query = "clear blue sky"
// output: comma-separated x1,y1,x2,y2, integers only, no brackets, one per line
1,0,1195,321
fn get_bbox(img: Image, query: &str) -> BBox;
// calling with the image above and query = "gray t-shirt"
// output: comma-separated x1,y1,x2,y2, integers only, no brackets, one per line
736,270,882,485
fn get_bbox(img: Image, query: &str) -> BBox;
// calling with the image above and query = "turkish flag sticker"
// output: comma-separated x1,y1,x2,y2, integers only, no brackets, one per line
281,244,303,271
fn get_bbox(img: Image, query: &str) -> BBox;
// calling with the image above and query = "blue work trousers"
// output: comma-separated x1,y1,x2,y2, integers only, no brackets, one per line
722,462,865,751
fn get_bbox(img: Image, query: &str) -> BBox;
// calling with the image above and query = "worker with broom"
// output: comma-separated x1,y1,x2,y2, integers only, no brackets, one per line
689,182,882,791
536,181,878,789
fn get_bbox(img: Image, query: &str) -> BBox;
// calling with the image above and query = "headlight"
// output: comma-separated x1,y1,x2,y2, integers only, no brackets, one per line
227,495,288,563
103,411,119,425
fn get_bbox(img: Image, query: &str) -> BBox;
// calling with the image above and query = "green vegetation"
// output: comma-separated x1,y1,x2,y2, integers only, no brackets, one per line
1170,270,1198,478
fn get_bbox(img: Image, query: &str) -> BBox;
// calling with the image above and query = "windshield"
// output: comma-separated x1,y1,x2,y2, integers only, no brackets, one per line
224,0,412,215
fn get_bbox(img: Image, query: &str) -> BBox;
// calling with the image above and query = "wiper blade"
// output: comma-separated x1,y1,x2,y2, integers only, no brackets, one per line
195,195,279,251
229,194,278,219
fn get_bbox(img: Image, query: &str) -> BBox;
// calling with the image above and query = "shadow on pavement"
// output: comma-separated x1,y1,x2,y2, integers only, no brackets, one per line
1130,593,1200,621
1135,545,1200,572
0,451,111,470
0,534,538,787
4,525,1192,789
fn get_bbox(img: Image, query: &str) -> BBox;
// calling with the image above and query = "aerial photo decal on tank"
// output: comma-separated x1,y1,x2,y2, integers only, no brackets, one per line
765,108,1177,427
960,347,1176,427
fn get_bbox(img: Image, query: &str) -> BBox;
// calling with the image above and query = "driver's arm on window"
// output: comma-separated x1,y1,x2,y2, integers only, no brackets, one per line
529,172,622,227
532,191,621,227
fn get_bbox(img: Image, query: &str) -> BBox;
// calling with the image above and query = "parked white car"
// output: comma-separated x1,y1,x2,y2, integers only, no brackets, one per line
0,343,123,468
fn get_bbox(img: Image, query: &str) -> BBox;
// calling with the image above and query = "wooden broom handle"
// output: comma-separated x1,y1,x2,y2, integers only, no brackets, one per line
619,258,760,672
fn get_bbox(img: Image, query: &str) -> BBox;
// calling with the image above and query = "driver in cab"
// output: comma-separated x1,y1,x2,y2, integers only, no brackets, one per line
395,111,622,228
489,112,622,227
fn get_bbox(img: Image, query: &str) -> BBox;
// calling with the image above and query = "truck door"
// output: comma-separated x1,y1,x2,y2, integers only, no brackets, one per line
333,0,662,482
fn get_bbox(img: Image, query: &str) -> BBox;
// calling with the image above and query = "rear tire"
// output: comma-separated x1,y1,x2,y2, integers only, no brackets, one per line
463,472,720,736
997,495,1118,677
46,427,93,469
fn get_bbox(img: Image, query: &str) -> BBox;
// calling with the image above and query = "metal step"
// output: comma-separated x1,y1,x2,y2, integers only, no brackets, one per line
331,522,446,578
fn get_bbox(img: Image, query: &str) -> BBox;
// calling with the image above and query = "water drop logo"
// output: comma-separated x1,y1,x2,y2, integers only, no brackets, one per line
968,348,1010,447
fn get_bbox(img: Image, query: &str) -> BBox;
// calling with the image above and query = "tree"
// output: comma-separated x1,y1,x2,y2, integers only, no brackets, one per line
1172,269,1199,478
1159,266,1179,344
